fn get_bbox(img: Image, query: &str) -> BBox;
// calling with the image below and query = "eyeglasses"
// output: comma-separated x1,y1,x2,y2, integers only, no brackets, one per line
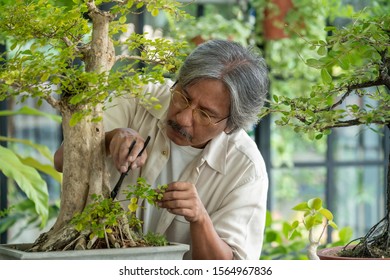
170,89,229,126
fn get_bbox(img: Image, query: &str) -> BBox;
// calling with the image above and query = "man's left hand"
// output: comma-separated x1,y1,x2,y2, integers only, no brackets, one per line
158,182,207,223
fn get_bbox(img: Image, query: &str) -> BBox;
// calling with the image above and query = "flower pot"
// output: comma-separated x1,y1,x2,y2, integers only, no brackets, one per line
0,242,189,260
317,246,390,260
263,0,294,40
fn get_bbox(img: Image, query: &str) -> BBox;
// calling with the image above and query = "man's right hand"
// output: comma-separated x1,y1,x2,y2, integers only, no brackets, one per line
106,128,149,173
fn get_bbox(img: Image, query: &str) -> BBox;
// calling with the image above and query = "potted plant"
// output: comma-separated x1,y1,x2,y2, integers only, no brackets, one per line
260,2,390,258
0,0,190,259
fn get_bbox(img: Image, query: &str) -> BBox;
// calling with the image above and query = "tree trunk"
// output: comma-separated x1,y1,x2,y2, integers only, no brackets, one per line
52,103,109,232
30,6,115,251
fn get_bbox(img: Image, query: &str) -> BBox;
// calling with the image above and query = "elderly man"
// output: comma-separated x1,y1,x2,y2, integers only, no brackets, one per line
55,39,269,260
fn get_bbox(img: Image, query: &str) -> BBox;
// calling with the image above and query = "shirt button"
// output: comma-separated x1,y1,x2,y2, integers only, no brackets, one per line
162,150,167,156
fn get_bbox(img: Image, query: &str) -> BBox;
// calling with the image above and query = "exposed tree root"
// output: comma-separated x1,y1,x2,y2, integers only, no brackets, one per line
339,212,390,259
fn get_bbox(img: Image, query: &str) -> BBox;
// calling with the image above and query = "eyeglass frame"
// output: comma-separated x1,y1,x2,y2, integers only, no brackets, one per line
169,87,230,126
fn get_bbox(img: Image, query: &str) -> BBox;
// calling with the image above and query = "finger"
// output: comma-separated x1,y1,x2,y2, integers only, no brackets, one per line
118,138,136,172
130,151,148,170
127,140,144,163
165,181,191,192
110,137,124,172
159,198,192,209
161,182,194,201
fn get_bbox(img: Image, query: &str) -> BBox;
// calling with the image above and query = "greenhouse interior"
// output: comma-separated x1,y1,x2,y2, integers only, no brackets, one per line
0,0,389,261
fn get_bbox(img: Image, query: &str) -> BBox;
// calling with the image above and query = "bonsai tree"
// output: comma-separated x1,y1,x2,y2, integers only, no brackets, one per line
0,0,189,251
260,3,390,258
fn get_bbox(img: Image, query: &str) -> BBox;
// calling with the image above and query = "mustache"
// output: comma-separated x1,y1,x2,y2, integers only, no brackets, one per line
167,120,193,142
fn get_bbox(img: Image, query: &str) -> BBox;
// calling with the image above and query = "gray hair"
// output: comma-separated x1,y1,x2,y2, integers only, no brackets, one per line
176,39,269,132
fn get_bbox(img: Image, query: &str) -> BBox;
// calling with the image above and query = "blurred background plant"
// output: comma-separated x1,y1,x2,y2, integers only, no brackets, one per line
260,209,353,260
0,0,388,258
0,107,61,241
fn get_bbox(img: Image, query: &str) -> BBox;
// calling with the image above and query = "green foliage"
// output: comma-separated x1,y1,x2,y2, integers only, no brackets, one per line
0,200,59,240
0,106,61,123
172,11,252,47
0,0,188,243
0,145,49,228
71,194,123,239
260,2,390,135
144,231,169,247
0,0,189,123
0,107,62,230
260,211,308,260
71,178,168,246
290,197,337,235
261,209,353,260
124,177,167,230
124,177,168,209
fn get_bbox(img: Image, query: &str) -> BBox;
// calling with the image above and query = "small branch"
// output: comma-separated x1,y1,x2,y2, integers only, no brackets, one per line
44,95,60,111
86,0,98,13
115,54,166,65
104,226,110,249
327,89,352,111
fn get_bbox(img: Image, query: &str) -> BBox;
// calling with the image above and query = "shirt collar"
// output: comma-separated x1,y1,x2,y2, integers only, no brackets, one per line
202,132,229,175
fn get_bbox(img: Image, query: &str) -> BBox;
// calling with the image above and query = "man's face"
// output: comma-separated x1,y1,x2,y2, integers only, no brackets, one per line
166,79,231,148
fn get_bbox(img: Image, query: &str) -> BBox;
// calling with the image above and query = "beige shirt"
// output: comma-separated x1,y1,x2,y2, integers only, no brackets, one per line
103,80,269,260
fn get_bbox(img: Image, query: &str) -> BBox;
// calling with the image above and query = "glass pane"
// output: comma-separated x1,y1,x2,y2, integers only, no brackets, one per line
271,167,326,220
271,123,326,167
333,126,384,162
332,94,384,162
334,166,385,238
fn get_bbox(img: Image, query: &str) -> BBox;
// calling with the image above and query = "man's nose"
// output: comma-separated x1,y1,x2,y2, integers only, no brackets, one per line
175,105,195,126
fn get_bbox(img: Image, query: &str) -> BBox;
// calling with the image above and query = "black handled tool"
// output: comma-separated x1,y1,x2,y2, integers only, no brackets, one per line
110,136,151,199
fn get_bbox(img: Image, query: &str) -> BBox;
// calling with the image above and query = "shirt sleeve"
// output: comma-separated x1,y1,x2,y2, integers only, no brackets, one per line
210,166,268,260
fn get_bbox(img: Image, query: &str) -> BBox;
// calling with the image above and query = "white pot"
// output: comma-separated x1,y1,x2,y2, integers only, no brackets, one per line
0,242,189,260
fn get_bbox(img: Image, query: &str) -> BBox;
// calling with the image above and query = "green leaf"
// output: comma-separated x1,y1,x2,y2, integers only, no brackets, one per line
304,215,315,230
20,157,62,183
292,202,310,211
0,136,54,162
265,211,272,227
306,58,325,68
126,0,134,8
0,146,49,227
151,8,159,17
308,197,322,210
321,68,332,84
119,15,127,24
315,133,323,140
291,220,299,229
40,72,50,82
0,106,61,123
317,46,327,56
329,220,338,229
338,226,353,243
319,208,333,221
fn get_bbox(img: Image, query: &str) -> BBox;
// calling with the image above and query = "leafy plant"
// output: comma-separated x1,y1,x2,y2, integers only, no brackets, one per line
0,106,62,236
259,0,390,258
70,178,168,249
0,0,189,252
260,211,308,260
260,208,352,260
289,197,337,260
172,11,252,47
